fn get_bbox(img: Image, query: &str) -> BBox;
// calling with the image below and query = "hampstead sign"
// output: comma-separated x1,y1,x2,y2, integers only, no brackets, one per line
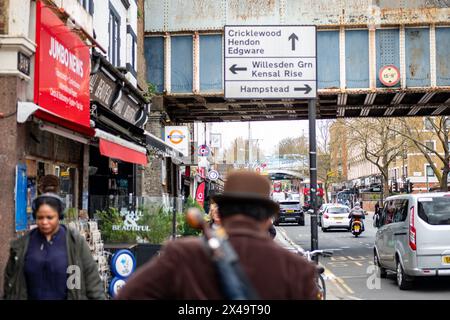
224,25,317,99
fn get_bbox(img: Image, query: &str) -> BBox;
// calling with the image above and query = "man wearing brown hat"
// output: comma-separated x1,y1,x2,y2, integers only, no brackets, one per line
116,171,319,300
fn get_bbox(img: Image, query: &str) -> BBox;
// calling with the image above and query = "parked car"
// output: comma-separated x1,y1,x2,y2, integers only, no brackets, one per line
320,205,351,231
374,193,450,290
274,200,305,226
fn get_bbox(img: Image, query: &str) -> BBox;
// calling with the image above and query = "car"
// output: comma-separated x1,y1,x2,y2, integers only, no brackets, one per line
374,193,450,290
320,205,351,231
318,203,334,226
287,193,300,201
274,200,305,226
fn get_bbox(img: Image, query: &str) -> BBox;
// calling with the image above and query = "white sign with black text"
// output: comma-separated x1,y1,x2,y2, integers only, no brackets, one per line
224,25,317,99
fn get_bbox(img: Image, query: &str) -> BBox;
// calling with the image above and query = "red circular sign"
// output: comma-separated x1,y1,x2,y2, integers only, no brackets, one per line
379,65,400,87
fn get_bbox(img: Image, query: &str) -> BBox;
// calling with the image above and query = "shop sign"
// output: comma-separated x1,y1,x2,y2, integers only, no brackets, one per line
111,208,150,232
90,73,116,108
34,1,91,128
90,71,149,128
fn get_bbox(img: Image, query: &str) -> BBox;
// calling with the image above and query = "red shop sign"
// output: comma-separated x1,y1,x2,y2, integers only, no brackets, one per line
34,1,91,128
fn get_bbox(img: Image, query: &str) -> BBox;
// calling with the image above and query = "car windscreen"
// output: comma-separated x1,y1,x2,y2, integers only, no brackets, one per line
418,197,450,225
328,207,349,214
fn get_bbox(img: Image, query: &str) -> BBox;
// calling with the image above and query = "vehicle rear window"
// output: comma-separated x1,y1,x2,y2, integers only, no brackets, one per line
280,202,299,206
328,207,349,214
418,197,450,225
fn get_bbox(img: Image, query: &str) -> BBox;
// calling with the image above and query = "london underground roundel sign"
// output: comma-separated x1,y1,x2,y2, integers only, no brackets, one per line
167,129,185,145
379,65,400,87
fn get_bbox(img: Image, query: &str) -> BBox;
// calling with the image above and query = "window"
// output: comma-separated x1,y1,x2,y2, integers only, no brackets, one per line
424,118,434,130
426,165,434,177
381,201,395,226
418,197,450,225
393,200,408,223
79,0,94,15
109,5,121,67
126,25,137,77
425,141,435,153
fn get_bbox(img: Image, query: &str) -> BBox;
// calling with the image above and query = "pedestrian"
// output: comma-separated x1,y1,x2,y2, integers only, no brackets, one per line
208,201,221,229
116,171,319,300
3,193,105,300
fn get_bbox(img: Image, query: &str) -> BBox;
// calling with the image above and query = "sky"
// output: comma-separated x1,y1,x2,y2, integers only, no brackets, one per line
208,120,310,155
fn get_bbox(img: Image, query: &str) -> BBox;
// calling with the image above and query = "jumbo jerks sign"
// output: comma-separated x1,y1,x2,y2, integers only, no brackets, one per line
34,1,91,128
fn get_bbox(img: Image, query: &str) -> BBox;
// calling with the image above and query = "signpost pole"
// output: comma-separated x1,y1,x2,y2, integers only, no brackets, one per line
308,99,319,262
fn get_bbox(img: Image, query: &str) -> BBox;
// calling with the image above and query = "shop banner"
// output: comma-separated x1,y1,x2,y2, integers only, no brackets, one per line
195,182,205,207
164,126,189,156
34,1,91,128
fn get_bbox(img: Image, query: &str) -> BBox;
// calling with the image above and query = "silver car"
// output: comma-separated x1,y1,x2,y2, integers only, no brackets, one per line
374,193,450,290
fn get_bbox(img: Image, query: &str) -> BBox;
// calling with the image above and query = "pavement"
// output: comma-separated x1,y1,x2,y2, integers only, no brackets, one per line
274,225,341,300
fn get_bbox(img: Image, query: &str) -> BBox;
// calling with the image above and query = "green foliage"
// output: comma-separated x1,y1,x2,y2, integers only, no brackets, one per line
179,196,204,237
95,208,138,243
143,82,158,101
136,205,179,243
95,200,203,244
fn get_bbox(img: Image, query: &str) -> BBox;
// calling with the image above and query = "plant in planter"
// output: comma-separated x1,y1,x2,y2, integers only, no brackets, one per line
95,208,138,243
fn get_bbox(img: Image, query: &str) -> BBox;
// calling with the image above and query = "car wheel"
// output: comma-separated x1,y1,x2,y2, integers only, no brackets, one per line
298,218,305,226
374,252,387,279
273,220,279,226
396,260,413,290
321,227,327,232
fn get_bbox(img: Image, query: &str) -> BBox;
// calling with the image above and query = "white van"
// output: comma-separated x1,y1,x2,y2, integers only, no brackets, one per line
374,193,450,290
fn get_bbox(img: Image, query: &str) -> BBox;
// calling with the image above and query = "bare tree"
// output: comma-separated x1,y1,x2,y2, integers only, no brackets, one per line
317,120,334,202
277,136,308,157
346,118,409,197
390,116,450,191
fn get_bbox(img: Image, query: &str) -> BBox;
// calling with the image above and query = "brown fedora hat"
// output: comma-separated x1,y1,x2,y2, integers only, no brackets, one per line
212,170,279,214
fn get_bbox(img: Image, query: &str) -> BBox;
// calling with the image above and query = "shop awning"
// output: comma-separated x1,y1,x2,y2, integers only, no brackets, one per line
145,131,184,162
95,129,147,165
17,101,95,137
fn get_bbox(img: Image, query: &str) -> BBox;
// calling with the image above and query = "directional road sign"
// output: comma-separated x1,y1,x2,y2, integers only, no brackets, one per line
224,25,317,99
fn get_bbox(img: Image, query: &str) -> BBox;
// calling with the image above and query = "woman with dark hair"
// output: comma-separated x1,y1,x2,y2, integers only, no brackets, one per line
3,193,105,300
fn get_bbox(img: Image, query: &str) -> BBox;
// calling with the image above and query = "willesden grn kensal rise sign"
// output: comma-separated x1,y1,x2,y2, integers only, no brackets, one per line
224,25,317,99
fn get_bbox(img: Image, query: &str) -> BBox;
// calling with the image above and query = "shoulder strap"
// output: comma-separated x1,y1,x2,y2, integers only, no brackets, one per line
201,231,259,300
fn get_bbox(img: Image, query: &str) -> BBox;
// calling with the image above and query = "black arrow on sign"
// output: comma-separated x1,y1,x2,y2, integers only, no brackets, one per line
294,84,312,94
288,33,299,51
229,64,247,74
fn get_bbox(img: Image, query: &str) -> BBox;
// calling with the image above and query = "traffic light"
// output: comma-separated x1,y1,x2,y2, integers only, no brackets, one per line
393,182,398,192
407,181,414,193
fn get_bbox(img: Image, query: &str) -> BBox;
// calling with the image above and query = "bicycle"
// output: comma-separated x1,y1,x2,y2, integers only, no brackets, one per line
298,249,333,300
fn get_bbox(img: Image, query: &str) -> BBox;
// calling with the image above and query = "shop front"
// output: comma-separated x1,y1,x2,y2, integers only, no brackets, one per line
88,51,149,216
15,1,93,225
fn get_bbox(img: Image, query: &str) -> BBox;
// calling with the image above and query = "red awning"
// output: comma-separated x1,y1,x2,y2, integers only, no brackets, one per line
99,138,147,165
